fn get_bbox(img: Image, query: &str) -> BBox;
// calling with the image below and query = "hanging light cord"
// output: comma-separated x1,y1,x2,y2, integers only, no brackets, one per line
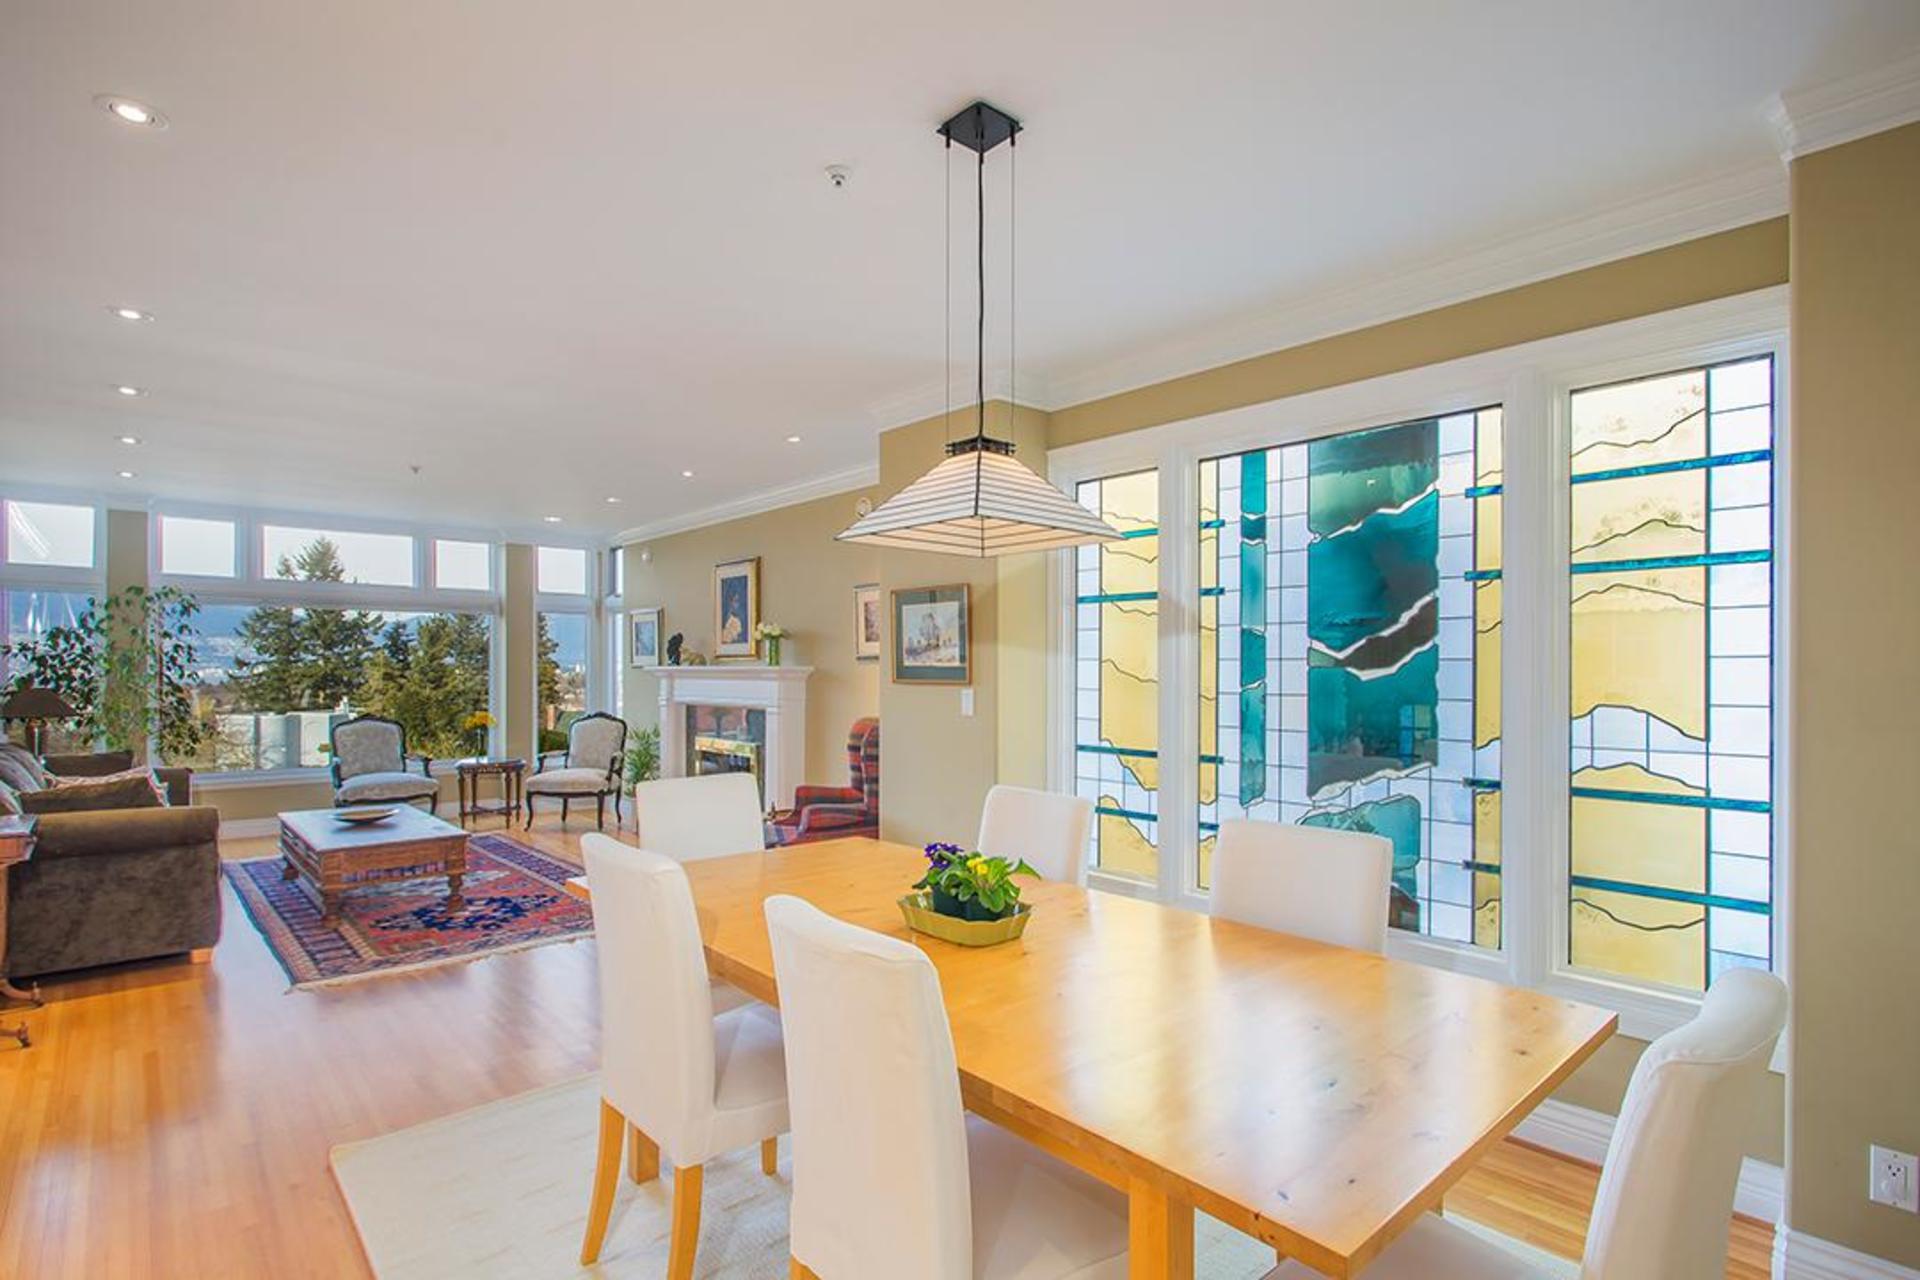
974,115,987,444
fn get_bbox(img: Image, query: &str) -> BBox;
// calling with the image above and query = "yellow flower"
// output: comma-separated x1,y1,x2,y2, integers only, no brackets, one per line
462,711,496,731
967,856,987,876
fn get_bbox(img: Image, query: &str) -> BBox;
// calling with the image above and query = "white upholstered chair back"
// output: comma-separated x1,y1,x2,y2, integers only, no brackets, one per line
1580,968,1787,1280
765,894,974,1280
331,717,404,781
1209,818,1392,952
566,714,627,775
975,785,1094,886
579,834,718,1162
634,773,766,861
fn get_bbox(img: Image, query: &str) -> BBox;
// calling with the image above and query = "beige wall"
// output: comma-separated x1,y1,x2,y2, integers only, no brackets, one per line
619,486,881,798
501,543,537,765
1051,218,1788,445
1787,122,1920,1268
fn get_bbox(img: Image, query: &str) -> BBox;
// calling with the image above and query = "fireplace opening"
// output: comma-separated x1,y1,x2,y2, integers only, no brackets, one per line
686,705,767,802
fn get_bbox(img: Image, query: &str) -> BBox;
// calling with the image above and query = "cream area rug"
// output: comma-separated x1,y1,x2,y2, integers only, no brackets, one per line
331,1075,1578,1279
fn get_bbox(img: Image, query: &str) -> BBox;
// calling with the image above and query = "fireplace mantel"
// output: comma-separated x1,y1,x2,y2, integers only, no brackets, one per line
652,665,811,809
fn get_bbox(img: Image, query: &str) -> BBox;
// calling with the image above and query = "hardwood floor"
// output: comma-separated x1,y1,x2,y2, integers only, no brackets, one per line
0,817,1773,1279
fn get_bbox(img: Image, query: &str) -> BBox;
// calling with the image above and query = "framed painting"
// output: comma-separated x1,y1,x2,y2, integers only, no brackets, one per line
713,557,760,659
892,584,970,684
628,607,662,668
854,582,882,662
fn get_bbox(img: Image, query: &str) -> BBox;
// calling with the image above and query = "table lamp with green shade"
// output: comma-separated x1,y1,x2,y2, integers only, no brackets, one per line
1,687,78,757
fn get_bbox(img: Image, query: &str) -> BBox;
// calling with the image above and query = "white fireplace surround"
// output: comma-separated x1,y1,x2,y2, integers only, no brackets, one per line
652,665,811,811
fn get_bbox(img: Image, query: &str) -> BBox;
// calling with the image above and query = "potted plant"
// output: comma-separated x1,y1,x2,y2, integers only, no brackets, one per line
899,841,1040,946
2,584,205,762
753,621,787,666
462,710,495,757
624,725,661,792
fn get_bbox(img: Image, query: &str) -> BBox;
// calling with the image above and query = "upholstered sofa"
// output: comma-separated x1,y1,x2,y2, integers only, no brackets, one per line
768,717,879,845
4,750,222,978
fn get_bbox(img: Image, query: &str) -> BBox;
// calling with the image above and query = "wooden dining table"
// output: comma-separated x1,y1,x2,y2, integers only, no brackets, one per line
564,837,1615,1279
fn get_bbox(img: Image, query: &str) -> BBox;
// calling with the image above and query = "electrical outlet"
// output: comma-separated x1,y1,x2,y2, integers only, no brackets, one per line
1869,1145,1919,1213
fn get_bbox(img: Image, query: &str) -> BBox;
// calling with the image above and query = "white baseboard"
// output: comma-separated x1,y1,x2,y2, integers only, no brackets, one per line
1510,1098,1784,1224
218,817,281,840
1773,1226,1920,1280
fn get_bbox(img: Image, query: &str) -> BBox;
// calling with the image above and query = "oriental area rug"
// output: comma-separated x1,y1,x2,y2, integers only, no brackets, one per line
224,833,593,989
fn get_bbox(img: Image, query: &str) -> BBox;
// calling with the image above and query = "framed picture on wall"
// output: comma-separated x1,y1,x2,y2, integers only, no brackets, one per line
713,557,760,659
854,583,882,662
628,607,662,668
891,584,970,684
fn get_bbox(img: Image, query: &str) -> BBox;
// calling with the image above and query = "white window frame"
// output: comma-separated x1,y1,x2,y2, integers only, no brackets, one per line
1047,286,1789,1046
149,502,508,783
534,542,600,736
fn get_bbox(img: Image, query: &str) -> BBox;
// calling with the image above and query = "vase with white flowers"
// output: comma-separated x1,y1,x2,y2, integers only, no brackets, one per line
754,621,787,666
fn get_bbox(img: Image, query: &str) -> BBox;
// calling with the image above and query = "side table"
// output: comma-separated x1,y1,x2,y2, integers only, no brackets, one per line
0,814,40,1048
456,758,526,828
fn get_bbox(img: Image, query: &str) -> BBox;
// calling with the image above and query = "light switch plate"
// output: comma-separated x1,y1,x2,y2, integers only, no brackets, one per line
1870,1145,1919,1213
959,688,975,717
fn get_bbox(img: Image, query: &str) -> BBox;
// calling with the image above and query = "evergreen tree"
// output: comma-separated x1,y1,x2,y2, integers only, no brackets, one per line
229,538,383,711
360,613,491,757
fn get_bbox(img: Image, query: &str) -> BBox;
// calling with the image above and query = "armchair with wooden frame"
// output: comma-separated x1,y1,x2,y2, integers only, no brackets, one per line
524,712,628,830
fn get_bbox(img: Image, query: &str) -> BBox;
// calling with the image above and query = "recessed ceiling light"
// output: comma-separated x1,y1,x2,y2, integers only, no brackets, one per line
785,434,802,444
680,469,695,478
118,434,141,446
115,385,145,397
604,496,622,504
117,470,136,479
109,306,154,323
542,515,563,523
94,94,168,129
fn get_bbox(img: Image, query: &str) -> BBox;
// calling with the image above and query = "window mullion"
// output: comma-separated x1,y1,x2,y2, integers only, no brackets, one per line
1499,368,1562,989
1157,445,1197,904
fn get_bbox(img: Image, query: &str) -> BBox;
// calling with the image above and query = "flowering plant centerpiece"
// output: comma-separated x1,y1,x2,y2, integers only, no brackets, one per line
915,841,1038,922
462,710,495,756
753,621,787,666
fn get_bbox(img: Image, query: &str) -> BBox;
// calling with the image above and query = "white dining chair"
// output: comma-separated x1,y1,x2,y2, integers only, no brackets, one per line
1208,818,1392,952
1264,967,1788,1279
765,894,1130,1280
577,835,788,1277
634,772,767,860
633,772,766,1012
976,784,1095,886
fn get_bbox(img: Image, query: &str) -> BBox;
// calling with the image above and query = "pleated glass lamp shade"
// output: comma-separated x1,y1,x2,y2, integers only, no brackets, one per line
836,441,1121,556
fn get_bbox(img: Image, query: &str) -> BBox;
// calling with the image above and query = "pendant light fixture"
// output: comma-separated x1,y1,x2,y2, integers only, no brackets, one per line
837,101,1120,556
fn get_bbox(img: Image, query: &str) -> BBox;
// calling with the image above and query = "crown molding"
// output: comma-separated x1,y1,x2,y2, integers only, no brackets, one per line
863,367,1057,433
1765,50,1920,164
610,461,878,546
1037,160,1785,412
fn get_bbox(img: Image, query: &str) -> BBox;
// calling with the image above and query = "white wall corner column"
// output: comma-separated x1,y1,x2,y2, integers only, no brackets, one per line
653,665,811,809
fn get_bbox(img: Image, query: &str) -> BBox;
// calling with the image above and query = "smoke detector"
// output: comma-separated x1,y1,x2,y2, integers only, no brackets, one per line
825,164,852,190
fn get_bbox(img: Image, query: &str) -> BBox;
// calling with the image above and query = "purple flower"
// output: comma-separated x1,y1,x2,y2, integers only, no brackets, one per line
924,840,962,865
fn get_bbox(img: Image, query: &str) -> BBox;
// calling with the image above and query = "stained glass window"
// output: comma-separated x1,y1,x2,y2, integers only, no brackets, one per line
1568,357,1774,990
1073,470,1159,881
1198,409,1502,947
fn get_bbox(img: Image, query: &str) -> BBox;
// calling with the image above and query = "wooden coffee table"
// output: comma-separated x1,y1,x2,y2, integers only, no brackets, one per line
278,806,469,927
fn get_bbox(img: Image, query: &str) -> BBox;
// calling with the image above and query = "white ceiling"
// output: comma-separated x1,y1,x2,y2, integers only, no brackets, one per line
3,2,1917,541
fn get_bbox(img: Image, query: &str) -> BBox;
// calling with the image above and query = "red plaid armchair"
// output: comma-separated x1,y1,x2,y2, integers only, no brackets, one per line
768,717,879,846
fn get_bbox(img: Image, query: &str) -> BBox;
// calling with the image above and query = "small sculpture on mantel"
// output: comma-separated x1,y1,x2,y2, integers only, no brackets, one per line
665,632,684,666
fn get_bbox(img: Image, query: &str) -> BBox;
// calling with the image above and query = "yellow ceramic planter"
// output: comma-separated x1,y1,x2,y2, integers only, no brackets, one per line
897,893,1032,947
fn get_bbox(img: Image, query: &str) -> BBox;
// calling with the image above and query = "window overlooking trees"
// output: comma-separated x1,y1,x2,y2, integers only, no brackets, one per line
538,611,588,752
176,535,494,772
262,525,413,587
